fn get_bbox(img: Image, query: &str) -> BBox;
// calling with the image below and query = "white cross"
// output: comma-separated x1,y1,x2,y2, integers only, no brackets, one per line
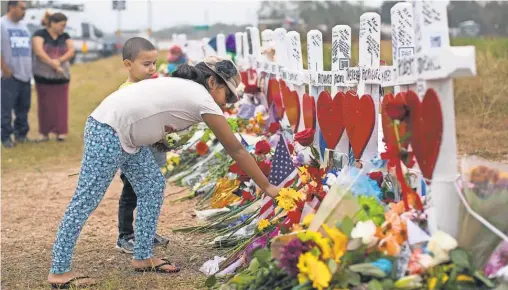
396,1,476,238
331,24,352,154
216,33,226,57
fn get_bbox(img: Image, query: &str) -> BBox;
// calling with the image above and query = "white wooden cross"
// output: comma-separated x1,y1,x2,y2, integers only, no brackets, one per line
261,29,274,53
389,2,428,197
356,12,382,164
286,31,306,133
242,31,249,61
249,27,262,68
391,2,417,93
307,30,325,155
331,25,352,154
216,33,227,58
395,1,476,238
234,32,243,65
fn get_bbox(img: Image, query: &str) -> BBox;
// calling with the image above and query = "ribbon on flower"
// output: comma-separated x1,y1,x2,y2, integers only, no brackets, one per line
381,145,423,211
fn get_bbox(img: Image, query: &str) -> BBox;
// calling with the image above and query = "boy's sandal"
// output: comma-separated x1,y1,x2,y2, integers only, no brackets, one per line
50,276,96,289
134,258,181,274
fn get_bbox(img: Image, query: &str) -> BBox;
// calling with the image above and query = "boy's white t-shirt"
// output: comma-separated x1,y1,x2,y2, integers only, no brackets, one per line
91,77,223,153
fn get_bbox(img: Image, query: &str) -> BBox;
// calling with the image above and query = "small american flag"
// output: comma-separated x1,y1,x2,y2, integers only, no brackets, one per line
259,134,297,219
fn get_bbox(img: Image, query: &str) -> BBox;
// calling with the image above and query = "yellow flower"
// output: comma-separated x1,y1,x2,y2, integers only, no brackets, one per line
297,231,332,260
166,152,180,165
256,112,266,126
428,274,449,290
428,277,437,290
323,224,348,263
302,213,315,227
257,219,270,232
457,275,474,282
297,252,332,290
276,188,303,211
298,166,311,184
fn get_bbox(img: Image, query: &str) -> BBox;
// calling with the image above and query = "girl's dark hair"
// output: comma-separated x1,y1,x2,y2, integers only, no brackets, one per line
41,12,67,27
172,63,227,90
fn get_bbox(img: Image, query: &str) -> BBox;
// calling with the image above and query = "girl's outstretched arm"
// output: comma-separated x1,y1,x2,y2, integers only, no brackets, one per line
202,114,279,198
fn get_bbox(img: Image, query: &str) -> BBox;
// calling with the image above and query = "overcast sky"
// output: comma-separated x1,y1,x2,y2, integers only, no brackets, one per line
73,0,383,33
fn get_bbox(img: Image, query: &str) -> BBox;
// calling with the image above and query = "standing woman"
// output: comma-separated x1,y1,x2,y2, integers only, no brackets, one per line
32,12,74,142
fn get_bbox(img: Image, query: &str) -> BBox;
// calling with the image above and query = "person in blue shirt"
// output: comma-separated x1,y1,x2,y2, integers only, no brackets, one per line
1,1,33,148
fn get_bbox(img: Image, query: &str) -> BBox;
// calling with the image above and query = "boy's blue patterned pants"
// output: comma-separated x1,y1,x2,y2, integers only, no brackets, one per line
50,117,166,274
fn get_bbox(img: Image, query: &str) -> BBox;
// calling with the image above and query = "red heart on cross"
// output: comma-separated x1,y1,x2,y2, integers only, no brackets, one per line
268,78,284,120
405,89,443,182
381,92,409,153
302,93,316,130
284,90,301,133
317,90,346,149
343,90,376,160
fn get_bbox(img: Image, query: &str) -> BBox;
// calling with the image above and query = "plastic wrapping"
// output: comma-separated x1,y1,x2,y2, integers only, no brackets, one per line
457,156,508,269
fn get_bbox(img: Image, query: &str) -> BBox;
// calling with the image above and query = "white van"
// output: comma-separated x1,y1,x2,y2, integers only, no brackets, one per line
24,8,105,63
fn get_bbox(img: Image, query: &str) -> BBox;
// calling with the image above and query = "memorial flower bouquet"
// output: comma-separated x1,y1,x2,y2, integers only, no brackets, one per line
214,196,495,290
457,156,508,269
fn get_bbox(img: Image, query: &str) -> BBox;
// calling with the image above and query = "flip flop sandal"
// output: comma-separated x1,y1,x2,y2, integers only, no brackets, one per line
134,258,181,274
50,276,95,289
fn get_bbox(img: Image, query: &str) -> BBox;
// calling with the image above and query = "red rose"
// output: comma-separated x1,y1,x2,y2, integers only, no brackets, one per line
229,162,249,181
268,122,281,134
384,98,407,121
368,171,384,186
287,143,295,155
195,141,209,156
257,160,271,177
294,129,315,147
255,140,271,155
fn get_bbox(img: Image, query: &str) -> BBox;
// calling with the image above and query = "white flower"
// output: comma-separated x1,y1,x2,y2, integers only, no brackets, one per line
168,133,181,142
494,265,508,283
351,220,378,247
427,231,458,266
325,173,337,187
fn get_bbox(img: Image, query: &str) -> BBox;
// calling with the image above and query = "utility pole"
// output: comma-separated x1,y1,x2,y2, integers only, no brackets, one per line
112,0,126,46
147,0,152,38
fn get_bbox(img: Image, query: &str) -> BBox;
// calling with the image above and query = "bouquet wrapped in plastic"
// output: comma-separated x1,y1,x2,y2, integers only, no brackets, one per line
457,156,508,268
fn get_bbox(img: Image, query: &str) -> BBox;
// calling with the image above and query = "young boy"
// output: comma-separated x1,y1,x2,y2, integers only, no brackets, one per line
116,37,169,253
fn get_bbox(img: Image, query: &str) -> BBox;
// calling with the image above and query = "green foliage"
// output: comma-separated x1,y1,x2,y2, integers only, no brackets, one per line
337,216,355,237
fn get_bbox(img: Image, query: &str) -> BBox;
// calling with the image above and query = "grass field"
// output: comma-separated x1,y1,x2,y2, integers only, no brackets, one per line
1,38,507,289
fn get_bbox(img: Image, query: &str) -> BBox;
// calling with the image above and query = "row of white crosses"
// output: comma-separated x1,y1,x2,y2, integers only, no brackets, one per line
213,1,475,238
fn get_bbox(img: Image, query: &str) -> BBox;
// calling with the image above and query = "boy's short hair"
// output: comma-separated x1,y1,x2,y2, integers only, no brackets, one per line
122,37,156,61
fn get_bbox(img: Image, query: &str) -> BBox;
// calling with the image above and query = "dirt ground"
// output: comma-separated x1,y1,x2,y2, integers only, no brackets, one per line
1,164,221,290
